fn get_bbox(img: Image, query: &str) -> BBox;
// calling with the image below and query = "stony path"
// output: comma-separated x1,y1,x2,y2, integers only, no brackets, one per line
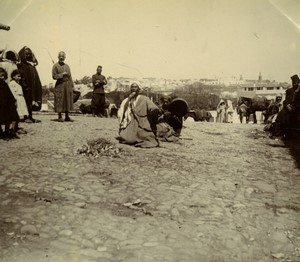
0,114,299,262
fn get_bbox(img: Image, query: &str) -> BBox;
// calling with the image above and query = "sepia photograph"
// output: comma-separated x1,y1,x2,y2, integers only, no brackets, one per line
0,0,300,261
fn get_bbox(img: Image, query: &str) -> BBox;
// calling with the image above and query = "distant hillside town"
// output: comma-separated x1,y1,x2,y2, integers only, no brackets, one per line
43,72,290,109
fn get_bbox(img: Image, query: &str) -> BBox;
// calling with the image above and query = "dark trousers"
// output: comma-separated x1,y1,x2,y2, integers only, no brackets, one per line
273,108,298,138
91,93,105,115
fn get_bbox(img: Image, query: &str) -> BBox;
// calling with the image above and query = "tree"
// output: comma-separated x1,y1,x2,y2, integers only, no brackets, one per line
173,82,221,110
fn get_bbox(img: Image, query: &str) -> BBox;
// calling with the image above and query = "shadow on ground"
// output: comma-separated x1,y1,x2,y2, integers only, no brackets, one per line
285,138,300,169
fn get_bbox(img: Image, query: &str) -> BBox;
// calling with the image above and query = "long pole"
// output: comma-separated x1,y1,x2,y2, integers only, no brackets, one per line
44,48,54,64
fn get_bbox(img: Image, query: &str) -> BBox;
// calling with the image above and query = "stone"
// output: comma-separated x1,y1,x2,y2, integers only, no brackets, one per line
75,202,87,208
121,244,143,250
271,231,289,244
83,228,98,239
61,191,86,200
245,187,254,196
4,217,18,223
271,253,285,259
53,155,63,159
1,170,11,175
128,205,139,210
232,203,246,210
143,242,159,247
211,211,223,217
39,233,51,239
53,186,65,191
171,208,180,216
82,239,94,248
194,220,205,225
15,183,25,188
1,199,12,205
59,229,73,236
20,225,38,235
97,246,107,252
80,249,106,258
119,238,144,247
133,199,141,205
50,240,79,251
70,234,82,243
89,196,101,204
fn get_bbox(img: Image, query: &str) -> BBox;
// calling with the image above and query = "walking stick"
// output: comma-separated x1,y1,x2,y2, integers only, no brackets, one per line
44,48,54,64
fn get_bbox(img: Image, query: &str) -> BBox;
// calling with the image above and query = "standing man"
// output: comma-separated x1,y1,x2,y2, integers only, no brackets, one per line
271,74,300,138
52,51,74,122
91,65,107,117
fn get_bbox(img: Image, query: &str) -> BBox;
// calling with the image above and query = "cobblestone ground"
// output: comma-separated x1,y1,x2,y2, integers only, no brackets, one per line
0,113,299,262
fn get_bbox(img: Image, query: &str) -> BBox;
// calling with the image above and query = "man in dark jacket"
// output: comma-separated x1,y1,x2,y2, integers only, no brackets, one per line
91,65,107,117
271,74,300,138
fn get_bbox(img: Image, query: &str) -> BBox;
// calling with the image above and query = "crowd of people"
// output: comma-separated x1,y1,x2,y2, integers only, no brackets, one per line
4,46,297,146
0,47,43,140
264,74,300,140
0,47,76,140
0,47,186,146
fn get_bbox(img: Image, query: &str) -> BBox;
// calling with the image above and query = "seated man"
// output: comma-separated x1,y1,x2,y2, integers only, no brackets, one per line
263,96,282,124
118,83,162,148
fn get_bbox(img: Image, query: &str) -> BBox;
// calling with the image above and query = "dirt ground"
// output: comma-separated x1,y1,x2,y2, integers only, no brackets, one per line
0,113,299,262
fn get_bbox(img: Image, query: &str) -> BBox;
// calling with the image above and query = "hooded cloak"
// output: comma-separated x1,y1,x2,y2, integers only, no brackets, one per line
17,46,42,110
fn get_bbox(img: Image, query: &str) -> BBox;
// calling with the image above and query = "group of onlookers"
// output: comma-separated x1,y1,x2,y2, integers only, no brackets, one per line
265,74,300,140
0,45,182,147
0,47,43,140
0,47,80,140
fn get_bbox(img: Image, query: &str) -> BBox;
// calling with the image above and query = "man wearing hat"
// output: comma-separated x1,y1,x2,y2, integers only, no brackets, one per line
285,74,300,112
91,65,107,117
270,74,300,138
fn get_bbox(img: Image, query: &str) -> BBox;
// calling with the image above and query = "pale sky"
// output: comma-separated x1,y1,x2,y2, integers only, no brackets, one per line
1,0,300,85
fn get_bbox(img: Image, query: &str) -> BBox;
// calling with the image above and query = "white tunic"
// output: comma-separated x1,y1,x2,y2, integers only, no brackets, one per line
9,80,29,118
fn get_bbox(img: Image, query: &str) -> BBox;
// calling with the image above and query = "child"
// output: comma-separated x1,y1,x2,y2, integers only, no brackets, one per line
9,69,29,130
0,67,20,139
